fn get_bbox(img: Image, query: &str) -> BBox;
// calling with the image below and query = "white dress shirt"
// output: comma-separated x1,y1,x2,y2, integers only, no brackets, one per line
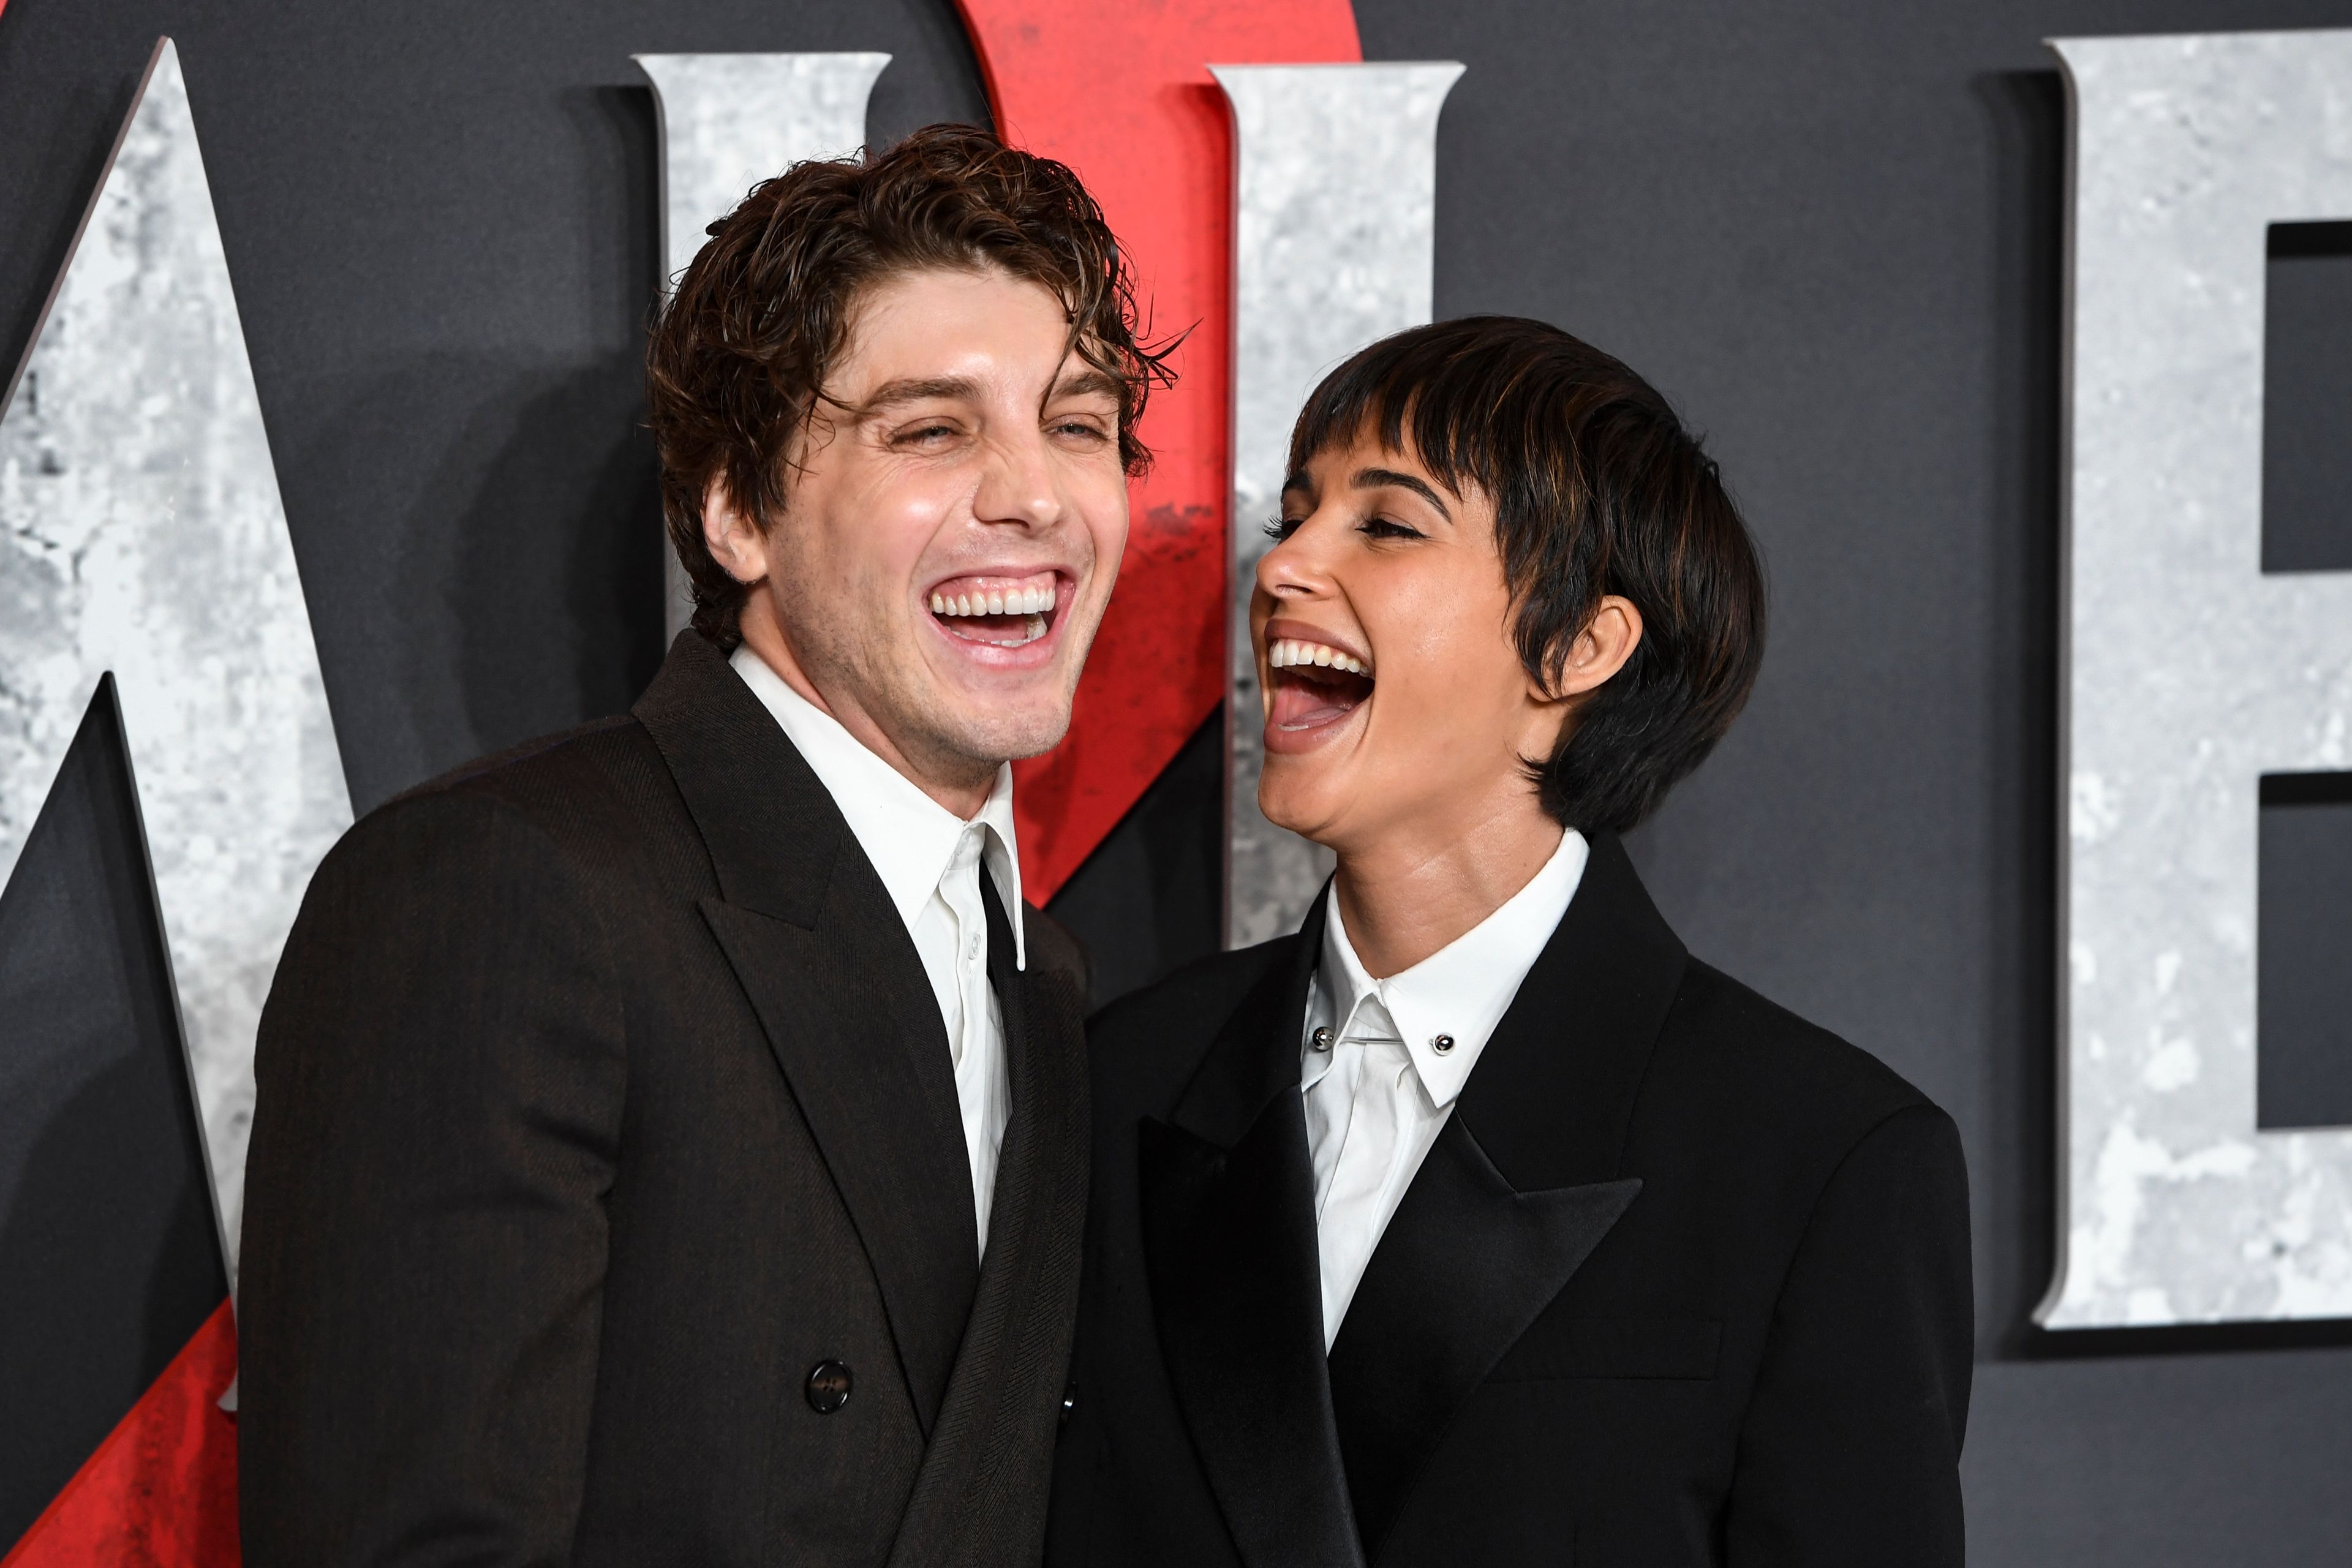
1300,827,1590,1346
731,644,1024,1260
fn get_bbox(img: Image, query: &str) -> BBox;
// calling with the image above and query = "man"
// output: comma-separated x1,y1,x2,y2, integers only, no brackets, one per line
239,125,1169,1566
1048,317,1970,1566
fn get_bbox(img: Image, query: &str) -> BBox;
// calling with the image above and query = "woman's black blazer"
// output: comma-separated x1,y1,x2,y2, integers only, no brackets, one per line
1047,832,1970,1568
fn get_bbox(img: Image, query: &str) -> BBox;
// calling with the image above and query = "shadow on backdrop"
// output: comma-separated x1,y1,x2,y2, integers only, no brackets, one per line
1974,67,2064,1363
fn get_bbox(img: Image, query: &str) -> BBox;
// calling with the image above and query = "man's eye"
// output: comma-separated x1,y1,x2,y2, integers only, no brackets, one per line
1052,419,1109,441
897,423,957,445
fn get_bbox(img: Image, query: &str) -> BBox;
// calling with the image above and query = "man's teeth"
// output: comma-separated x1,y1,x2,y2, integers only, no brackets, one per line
930,582,1057,617
1267,638,1371,677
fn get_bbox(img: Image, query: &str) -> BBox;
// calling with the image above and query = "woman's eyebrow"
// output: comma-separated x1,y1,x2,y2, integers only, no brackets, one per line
1353,466,1452,521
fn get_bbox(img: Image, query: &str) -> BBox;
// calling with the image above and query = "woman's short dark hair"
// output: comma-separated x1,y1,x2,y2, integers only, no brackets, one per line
1289,315,1766,834
645,123,1173,644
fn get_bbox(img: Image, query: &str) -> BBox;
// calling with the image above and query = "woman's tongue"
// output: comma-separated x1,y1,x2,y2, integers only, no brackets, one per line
1270,671,1364,731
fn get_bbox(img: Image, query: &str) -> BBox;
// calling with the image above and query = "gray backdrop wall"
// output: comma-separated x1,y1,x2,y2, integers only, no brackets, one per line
3,0,2349,1561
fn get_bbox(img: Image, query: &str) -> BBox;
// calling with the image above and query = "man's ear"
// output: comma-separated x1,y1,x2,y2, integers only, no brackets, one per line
702,478,770,586
1537,595,1645,704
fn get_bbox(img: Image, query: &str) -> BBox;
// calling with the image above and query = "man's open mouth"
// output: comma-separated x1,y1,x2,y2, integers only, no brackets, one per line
1266,635,1375,734
929,571,1060,648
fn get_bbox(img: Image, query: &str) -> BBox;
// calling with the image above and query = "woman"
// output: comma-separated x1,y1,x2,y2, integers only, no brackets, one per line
1046,316,1970,1567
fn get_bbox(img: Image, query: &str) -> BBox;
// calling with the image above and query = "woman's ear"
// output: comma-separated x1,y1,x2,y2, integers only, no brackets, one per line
702,478,770,586
1537,594,1645,703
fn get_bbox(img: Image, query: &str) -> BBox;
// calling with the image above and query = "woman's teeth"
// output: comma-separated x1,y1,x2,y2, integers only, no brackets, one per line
929,578,1056,647
1267,638,1371,677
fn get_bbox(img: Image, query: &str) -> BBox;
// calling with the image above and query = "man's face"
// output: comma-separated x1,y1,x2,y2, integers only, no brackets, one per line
710,266,1130,797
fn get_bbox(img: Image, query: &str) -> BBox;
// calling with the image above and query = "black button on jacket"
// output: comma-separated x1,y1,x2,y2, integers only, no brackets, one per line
238,630,1090,1568
1047,834,1972,1568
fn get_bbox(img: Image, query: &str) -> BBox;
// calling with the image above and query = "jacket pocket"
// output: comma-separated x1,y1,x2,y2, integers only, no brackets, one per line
1486,1316,1722,1382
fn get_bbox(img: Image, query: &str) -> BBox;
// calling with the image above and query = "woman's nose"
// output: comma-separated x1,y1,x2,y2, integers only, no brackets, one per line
1257,519,1335,600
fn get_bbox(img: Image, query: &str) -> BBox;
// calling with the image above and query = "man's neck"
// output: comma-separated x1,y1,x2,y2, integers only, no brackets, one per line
1331,794,1566,979
734,611,995,821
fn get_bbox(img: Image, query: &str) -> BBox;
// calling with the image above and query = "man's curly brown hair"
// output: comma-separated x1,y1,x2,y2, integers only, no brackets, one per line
645,123,1174,645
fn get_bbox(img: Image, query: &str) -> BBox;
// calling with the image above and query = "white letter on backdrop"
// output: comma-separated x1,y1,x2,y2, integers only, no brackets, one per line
1213,61,1463,948
2044,30,2352,1328
0,38,353,1275
635,52,892,640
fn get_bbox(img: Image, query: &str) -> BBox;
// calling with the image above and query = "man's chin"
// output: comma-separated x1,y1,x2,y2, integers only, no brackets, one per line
924,696,1075,769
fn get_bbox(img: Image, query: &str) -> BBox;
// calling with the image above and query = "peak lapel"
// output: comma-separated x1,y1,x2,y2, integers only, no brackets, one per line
635,631,835,926
1138,899,1365,1568
1327,1123,1640,1555
1456,832,1687,1191
637,633,978,1434
884,880,1091,1568
701,898,978,1438
1324,832,1685,1558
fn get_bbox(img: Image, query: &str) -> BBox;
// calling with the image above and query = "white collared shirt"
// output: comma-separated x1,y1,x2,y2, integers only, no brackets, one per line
1300,827,1590,1346
731,644,1024,1259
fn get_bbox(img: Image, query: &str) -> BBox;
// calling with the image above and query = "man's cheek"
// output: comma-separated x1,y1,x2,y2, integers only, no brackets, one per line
1091,500,1131,578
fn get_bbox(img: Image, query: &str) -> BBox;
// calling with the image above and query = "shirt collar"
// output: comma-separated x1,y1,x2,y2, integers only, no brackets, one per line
1303,827,1589,1107
729,644,1025,970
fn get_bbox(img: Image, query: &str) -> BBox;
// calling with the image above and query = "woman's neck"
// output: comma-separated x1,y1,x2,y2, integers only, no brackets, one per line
1331,796,1567,979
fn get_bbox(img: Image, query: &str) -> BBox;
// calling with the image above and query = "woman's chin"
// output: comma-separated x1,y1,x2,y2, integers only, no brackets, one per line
1257,761,1348,846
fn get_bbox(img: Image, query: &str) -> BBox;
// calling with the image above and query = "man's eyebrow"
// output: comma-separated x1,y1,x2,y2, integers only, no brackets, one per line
858,375,982,413
1354,466,1453,521
1047,368,1125,403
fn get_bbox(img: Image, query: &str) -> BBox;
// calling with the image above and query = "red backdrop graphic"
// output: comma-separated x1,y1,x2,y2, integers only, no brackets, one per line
960,0,1363,903
0,1305,239,1568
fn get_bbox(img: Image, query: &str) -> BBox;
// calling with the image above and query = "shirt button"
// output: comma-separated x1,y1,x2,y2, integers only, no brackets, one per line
1310,1027,1334,1053
805,1360,853,1413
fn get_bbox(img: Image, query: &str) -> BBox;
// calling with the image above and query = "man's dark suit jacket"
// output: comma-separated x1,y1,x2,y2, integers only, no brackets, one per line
1047,832,1971,1568
239,630,1090,1568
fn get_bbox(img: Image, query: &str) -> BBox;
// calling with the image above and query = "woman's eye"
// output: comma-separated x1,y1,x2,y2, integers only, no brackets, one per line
1359,516,1425,541
1264,516,1305,541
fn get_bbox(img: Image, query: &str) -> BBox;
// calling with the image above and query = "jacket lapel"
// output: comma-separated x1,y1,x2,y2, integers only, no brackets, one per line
885,878,1091,1568
1323,832,1686,1559
1137,896,1366,1568
1325,1126,1639,1555
636,633,979,1436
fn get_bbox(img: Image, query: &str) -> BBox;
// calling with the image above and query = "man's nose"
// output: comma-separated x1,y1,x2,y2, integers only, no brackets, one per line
972,430,1065,529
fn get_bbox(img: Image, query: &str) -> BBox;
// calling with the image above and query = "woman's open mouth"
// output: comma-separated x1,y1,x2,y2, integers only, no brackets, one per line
928,571,1062,650
1264,634,1374,753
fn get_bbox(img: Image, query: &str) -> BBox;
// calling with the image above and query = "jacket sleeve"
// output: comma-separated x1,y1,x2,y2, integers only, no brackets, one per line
1724,1102,1973,1567
236,792,627,1567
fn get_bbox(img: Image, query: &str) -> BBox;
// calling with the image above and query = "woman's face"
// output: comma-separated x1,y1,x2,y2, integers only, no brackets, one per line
1253,430,1571,858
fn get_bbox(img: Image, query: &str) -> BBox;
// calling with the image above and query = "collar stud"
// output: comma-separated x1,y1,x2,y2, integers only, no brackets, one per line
1431,1033,1455,1055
